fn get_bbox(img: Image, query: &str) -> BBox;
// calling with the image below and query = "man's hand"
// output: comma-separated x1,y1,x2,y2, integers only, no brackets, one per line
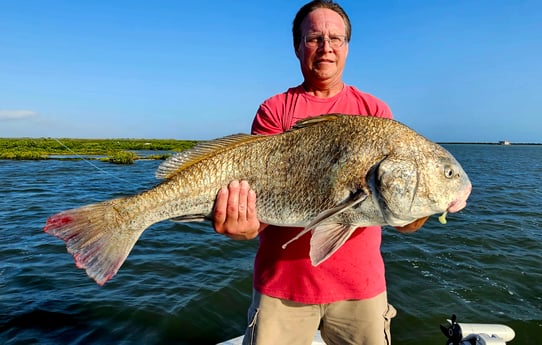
213,180,266,240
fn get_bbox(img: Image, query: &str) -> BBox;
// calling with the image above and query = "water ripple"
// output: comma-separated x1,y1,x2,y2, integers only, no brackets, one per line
2,146,542,344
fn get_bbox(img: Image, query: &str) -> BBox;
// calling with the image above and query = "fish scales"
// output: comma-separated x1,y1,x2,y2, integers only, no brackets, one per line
44,114,471,285
156,123,347,225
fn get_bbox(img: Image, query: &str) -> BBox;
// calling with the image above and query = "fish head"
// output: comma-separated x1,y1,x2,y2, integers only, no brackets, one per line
370,144,471,230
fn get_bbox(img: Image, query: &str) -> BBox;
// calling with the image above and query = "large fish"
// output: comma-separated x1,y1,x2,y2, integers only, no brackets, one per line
44,114,471,285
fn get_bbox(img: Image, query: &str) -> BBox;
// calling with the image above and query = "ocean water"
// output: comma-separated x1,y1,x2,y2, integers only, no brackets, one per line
1,144,541,344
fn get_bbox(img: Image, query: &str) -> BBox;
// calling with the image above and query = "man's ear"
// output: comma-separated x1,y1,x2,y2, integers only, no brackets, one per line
294,43,301,59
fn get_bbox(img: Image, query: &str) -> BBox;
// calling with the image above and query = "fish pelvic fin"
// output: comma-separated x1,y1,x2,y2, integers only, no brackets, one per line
310,224,358,266
43,198,146,286
155,133,266,179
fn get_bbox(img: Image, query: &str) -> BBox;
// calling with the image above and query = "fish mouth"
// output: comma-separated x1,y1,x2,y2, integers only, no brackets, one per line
447,199,467,213
393,183,471,233
447,184,472,213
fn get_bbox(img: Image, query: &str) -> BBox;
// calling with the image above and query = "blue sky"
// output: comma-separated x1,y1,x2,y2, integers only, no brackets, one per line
1,0,540,142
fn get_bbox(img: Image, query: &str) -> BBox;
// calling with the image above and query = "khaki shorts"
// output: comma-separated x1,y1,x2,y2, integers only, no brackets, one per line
242,290,396,345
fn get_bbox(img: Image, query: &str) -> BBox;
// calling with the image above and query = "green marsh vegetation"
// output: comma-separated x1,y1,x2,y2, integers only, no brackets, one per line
0,138,198,164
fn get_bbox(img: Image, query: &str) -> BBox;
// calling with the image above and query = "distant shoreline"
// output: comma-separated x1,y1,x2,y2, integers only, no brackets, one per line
2,138,540,146
440,142,542,145
0,138,197,163
0,138,540,163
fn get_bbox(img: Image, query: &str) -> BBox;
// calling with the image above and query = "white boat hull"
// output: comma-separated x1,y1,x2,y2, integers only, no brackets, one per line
217,330,327,345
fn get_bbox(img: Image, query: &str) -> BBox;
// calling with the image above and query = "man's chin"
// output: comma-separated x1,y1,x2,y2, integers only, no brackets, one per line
312,69,337,80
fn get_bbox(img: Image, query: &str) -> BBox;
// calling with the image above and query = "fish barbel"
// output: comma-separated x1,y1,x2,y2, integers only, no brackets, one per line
44,114,471,285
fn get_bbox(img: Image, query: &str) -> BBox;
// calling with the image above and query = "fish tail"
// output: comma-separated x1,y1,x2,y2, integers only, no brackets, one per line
44,198,146,286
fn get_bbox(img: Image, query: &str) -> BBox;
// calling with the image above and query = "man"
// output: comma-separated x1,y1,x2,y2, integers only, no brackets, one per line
214,1,396,344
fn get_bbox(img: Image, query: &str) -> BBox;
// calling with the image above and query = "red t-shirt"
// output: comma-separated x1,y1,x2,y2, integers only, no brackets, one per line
251,84,393,304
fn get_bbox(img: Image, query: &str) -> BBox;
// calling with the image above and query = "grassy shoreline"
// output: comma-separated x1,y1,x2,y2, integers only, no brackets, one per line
2,137,540,164
0,138,198,164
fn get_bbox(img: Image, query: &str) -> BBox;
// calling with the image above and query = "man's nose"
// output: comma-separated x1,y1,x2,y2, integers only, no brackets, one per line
319,37,333,51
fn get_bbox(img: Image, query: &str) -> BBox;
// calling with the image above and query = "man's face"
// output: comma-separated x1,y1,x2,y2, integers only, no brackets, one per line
296,8,349,86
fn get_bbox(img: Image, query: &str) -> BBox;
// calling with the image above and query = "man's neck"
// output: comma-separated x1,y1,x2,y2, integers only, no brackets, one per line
302,80,345,98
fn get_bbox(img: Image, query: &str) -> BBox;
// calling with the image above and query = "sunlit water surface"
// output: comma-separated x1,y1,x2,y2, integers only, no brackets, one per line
1,144,541,344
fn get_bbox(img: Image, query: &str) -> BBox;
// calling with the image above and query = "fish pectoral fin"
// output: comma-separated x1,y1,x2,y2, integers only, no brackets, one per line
305,188,368,230
281,189,368,250
310,224,358,266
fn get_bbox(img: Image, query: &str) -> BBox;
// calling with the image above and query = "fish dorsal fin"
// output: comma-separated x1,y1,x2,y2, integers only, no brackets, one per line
290,113,343,130
155,134,265,179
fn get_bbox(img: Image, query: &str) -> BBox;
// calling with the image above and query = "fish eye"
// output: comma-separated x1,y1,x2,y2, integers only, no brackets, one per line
444,166,455,179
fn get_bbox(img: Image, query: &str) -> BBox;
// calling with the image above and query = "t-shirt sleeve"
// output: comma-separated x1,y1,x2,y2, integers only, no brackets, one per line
362,93,393,119
377,101,393,119
251,101,284,135
348,85,393,120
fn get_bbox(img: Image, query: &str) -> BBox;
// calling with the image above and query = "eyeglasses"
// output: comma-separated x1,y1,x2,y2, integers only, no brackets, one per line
303,34,347,48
